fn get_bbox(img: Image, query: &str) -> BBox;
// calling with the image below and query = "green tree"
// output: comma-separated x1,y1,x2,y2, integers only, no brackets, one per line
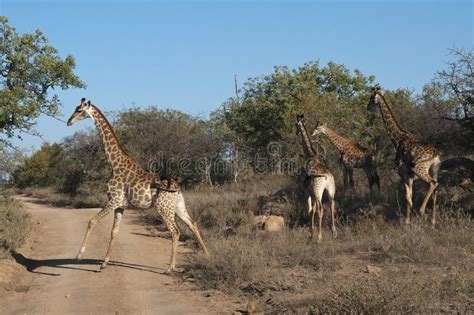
212,61,376,175
13,143,66,188
114,107,225,185
0,17,84,143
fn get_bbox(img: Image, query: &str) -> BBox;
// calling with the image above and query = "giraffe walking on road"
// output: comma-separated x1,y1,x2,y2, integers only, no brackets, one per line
67,98,209,273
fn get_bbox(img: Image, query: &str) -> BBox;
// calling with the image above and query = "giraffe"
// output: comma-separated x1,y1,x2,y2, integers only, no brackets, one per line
367,88,441,225
66,98,209,273
295,114,337,242
311,121,380,198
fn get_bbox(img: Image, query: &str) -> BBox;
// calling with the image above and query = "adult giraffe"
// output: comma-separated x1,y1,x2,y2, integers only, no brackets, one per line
67,98,209,273
367,88,441,225
312,121,380,198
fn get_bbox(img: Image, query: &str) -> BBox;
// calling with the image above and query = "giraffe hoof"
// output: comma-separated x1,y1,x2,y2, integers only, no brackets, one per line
100,262,108,270
317,236,322,243
76,254,82,260
163,268,174,275
332,230,338,238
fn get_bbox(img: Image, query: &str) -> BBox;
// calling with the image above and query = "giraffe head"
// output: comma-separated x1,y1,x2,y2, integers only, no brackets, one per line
67,98,93,126
294,114,308,135
367,85,384,111
311,120,327,136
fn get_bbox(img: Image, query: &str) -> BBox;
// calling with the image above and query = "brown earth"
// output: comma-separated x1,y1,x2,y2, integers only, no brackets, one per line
0,196,242,314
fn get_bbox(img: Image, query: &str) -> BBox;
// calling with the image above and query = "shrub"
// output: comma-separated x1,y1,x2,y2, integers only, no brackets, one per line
0,197,31,259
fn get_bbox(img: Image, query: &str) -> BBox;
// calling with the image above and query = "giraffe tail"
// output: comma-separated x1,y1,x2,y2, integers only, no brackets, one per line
175,192,210,255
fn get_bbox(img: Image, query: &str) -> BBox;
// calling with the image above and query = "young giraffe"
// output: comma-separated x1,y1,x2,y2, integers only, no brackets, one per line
295,114,337,242
367,88,441,225
67,98,209,273
311,121,380,198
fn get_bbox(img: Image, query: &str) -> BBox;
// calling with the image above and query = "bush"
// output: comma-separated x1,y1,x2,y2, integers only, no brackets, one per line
0,197,31,259
22,186,106,208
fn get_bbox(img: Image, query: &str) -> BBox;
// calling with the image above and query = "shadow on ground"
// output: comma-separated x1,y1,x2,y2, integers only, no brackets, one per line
11,252,163,276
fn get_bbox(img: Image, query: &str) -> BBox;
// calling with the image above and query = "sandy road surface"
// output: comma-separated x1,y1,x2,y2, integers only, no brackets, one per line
1,196,241,314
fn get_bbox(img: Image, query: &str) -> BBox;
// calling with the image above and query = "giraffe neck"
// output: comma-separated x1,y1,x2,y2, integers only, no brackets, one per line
376,93,412,145
89,105,132,169
321,127,357,154
299,122,318,159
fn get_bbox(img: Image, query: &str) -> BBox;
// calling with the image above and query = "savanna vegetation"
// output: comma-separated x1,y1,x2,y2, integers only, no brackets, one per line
2,16,473,313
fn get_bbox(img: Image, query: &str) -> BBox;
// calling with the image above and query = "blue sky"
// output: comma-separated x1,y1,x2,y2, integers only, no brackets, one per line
1,0,473,151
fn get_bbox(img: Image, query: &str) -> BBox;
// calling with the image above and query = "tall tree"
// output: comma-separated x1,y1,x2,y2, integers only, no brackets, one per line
0,17,84,144
435,47,473,151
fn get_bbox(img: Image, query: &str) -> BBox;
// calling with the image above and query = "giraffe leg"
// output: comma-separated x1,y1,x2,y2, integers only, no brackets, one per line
348,168,355,199
325,175,337,237
329,199,337,237
363,167,372,192
307,195,312,217
419,181,437,219
342,167,349,197
403,177,414,225
313,179,326,243
310,201,316,240
431,187,438,226
76,200,120,260
364,166,380,192
162,215,180,274
175,192,209,255
317,199,324,243
100,208,124,270
414,162,438,218
373,167,381,191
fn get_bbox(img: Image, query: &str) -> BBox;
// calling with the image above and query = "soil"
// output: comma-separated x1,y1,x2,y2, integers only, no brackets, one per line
0,196,243,314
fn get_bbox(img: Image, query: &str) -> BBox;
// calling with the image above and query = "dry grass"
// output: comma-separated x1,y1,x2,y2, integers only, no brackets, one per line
0,197,31,259
21,186,107,208
187,208,473,313
175,175,474,313
13,171,474,312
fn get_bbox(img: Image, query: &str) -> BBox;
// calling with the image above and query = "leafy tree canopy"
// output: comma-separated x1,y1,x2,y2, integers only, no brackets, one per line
0,17,85,144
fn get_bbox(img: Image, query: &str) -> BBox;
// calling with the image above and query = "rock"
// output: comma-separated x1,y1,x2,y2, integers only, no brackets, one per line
246,301,256,314
264,216,284,232
259,186,308,222
253,215,284,232
366,265,382,276
65,294,71,298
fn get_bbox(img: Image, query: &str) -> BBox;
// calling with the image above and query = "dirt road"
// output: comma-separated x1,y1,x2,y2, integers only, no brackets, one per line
1,196,240,314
